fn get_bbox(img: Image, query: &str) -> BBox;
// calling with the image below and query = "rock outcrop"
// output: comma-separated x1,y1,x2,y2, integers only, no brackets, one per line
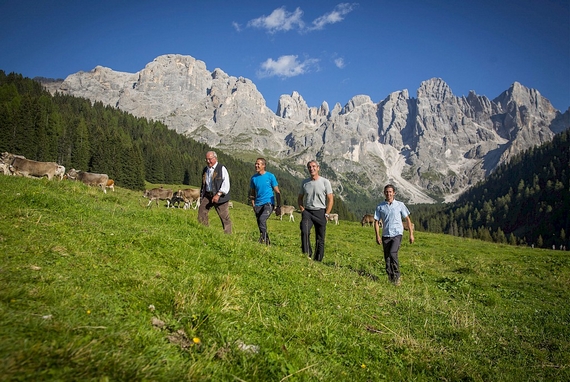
45,54,569,204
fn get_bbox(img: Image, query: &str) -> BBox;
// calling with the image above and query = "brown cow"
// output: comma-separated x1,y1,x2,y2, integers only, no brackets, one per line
276,205,295,221
66,169,109,193
9,157,65,180
403,220,414,231
172,188,200,209
106,179,115,192
361,214,374,227
143,187,174,208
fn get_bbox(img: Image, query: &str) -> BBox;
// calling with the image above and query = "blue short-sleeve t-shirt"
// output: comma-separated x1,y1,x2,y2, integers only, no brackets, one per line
250,172,278,206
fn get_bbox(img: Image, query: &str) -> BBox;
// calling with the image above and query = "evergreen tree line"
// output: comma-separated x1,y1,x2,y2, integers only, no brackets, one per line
0,71,357,220
412,129,570,249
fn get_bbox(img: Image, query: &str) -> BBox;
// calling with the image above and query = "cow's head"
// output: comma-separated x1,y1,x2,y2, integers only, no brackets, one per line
55,165,66,180
65,169,79,180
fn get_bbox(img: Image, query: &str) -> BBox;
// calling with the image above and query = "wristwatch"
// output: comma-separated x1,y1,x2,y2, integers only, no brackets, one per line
217,192,223,196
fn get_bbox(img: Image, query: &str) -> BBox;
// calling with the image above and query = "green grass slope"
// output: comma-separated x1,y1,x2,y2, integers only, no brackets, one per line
0,175,568,381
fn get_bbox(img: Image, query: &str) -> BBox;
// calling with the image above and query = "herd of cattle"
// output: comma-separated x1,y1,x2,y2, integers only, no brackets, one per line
1,152,414,228
1,152,114,193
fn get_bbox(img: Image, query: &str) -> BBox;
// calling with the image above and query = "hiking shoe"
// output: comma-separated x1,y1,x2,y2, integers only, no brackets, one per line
393,278,401,286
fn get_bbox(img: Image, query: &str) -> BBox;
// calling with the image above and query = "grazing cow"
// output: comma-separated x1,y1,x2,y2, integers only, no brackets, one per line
106,179,115,192
172,188,200,209
9,157,64,181
276,205,295,222
66,168,109,193
228,201,234,209
327,213,339,225
403,220,414,231
361,214,374,227
143,187,174,208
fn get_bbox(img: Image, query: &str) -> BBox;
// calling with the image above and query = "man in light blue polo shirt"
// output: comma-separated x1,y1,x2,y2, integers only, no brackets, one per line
374,184,414,285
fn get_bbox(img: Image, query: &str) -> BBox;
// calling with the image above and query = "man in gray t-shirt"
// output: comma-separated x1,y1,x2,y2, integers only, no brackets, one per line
298,160,334,261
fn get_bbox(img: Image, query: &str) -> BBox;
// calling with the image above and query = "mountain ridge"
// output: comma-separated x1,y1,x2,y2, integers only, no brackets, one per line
40,54,569,205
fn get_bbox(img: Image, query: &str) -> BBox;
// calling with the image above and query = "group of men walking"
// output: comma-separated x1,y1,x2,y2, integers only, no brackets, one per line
197,150,414,285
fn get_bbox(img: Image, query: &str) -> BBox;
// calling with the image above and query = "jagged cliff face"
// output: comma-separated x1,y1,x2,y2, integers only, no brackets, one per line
48,54,569,204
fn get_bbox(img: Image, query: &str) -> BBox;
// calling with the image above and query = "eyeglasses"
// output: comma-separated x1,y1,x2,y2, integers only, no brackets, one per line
205,157,215,162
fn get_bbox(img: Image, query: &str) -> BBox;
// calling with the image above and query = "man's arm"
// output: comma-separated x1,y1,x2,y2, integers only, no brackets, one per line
298,194,305,211
274,186,281,215
248,184,256,207
325,193,334,215
374,219,382,245
405,215,415,244
218,166,230,195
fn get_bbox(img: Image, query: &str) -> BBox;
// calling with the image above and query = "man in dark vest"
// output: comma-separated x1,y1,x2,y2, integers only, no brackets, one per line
198,151,232,234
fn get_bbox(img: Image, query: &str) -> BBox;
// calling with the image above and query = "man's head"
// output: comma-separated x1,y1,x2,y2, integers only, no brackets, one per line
384,184,396,202
255,158,266,174
206,151,218,167
307,160,320,179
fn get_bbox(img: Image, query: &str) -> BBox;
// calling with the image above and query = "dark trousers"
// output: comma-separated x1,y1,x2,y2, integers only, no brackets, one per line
254,203,274,242
198,195,232,234
382,235,402,282
300,209,327,261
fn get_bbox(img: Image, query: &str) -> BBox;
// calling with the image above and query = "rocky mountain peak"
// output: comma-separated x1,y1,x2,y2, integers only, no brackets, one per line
44,54,568,205
417,78,453,102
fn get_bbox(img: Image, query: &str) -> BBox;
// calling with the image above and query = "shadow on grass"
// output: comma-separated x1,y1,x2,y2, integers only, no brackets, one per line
320,261,381,281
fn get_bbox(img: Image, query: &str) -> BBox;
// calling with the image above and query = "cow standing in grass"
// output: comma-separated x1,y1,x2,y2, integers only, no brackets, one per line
172,188,200,209
9,157,65,181
361,214,374,227
275,205,295,222
143,187,174,208
66,169,109,193
326,213,339,225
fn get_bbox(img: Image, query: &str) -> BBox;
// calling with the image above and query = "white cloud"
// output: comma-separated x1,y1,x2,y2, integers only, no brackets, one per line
334,57,346,68
309,3,357,31
247,7,304,33
232,21,242,32
246,3,357,33
257,55,319,78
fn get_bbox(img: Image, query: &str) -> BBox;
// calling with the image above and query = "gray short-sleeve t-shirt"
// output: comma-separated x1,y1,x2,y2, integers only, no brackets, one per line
300,177,333,210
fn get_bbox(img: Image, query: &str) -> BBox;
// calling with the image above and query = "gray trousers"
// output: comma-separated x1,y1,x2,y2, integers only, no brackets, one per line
382,235,402,282
198,196,232,234
300,209,327,261
254,203,274,241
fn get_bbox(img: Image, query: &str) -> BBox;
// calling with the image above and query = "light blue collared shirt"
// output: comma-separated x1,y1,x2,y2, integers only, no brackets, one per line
374,199,410,237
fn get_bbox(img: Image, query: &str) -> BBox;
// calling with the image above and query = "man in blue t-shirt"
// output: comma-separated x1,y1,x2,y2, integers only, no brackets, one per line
249,158,281,245
374,184,415,285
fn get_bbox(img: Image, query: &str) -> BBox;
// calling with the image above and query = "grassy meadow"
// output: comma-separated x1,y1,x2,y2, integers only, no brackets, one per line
0,175,568,381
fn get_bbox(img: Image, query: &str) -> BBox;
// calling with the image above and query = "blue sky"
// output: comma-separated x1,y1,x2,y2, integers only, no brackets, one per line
1,0,569,112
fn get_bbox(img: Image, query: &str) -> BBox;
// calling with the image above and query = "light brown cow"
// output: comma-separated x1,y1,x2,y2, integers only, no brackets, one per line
276,205,295,221
106,179,115,192
9,157,65,180
403,220,414,231
172,188,200,209
327,213,339,225
66,169,109,193
144,187,174,208
361,214,374,227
